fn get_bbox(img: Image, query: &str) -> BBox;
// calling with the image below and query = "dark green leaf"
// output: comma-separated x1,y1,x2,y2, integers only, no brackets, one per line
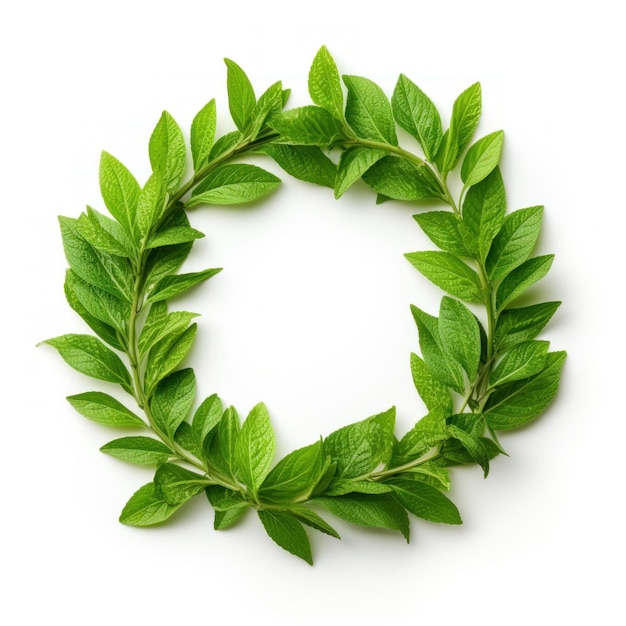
446,425,490,477
262,144,336,188
496,255,555,311
361,156,440,201
388,478,462,524
484,351,567,430
119,482,183,526
191,99,217,170
206,486,247,530
308,45,344,121
224,58,256,132
289,505,341,539
461,130,504,186
438,296,481,379
405,251,483,303
150,368,195,437
410,353,453,414
147,268,222,303
207,406,241,480
391,74,443,160
100,436,173,465
67,391,144,428
324,480,393,496
258,509,313,565
394,409,448,463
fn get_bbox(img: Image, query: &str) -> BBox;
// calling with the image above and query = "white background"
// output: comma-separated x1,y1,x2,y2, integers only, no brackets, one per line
1,1,623,623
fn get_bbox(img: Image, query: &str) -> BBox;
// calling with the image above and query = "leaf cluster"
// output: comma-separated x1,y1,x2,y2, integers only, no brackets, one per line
41,47,566,564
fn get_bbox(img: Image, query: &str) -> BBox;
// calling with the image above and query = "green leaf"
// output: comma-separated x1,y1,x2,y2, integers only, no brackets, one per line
440,82,482,173
289,505,341,539
208,406,241,480
136,173,167,240
191,99,217,170
496,255,555,311
308,46,344,121
484,351,566,430
75,210,131,259
413,211,472,258
438,296,481,379
324,407,396,479
100,436,173,465
405,251,483,303
489,340,549,387
410,353,453,414
147,268,222,303
461,130,504,186
224,58,256,132
446,425,490,477
362,157,440,201
138,307,198,358
394,409,448,462
486,206,544,282
59,216,132,299
154,463,210,505
495,301,561,350
269,105,345,146
144,324,197,393
258,509,313,565
315,494,410,541
191,393,223,452
388,478,462,524
206,486,247,530
325,480,393,496
462,167,506,261
343,74,397,145
99,151,140,236
235,403,276,495
260,440,324,503
149,111,186,194
150,368,196,437
391,74,443,160
146,225,205,249
262,144,336,188
187,164,280,207
67,391,144,428
410,305,465,394
334,146,386,198
41,334,131,390
119,482,183,526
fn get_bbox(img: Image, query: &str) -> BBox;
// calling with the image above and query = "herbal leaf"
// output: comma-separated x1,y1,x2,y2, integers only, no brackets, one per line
235,403,276,495
410,353,453,414
289,506,341,539
461,130,505,186
446,425,490,477
489,340,549,387
263,144,336,188
187,164,280,207
388,478,462,524
486,206,544,282
150,368,196,437
494,301,561,350
191,394,223,452
76,211,131,259
484,351,567,430
391,74,443,160
308,46,344,121
67,391,144,428
154,463,210,505
138,308,198,358
394,409,448,462
147,268,222,303
362,157,440,201
258,510,313,565
42,334,131,390
405,251,484,303
100,436,173,465
149,111,186,194
438,296,481,379
99,151,140,237
269,105,345,146
334,146,386,198
191,99,217,170
224,58,256,132
206,486,247,530
119,482,184,526
413,211,472,258
496,255,555,311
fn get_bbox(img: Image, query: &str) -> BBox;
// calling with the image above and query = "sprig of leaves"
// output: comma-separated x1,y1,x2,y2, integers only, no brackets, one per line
42,47,566,565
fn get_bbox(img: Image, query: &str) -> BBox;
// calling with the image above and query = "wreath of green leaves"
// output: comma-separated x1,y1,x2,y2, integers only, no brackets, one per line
41,47,566,564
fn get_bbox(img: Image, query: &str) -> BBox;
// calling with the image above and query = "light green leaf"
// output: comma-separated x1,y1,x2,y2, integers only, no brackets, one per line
119,482,183,526
325,480,393,496
206,486,247,530
147,268,222,303
149,111,186,194
41,334,131,390
485,351,567,430
146,225,205,249
99,151,140,236
67,391,144,428
263,144,336,188
343,74,397,145
487,206,544,282
154,463,210,505
75,210,131,259
362,157,440,201
269,105,345,146
100,436,173,465
495,301,561,350
191,394,223,452
136,173,166,239
247,81,284,139
224,58,256,132
258,509,313,565
138,307,198,358
438,296,481,379
308,45,344,121
405,251,483,303
191,99,217,170
150,368,196,437
413,211,473,258
461,130,504,186
187,163,280,207
388,478,462,524
235,403,276,495
462,167,506,261
334,146,386,198
391,74,443,160
496,255,555,311
394,409,448,463
489,340,549,387
410,353,453,414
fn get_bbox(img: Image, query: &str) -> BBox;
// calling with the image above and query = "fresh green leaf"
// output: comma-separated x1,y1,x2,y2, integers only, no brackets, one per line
446,425,490,477
438,296,481,379
308,46,344,121
413,211,472,258
146,225,205,249
489,340,549,387
138,307,198,358
394,409,448,463
269,105,345,146
461,130,504,186
150,368,195,437
99,151,140,236
75,210,131,259
154,463,210,505
149,111,186,194
324,480,393,496
262,143,336,188
258,509,313,565
289,505,341,539
494,301,561,350
334,146,386,198
388,478,462,524
67,391,144,428
136,173,167,240
100,436,173,465
191,394,223,452
147,268,222,303
119,482,184,526
496,255,555,311
224,58,256,132
206,486,247,530
191,99,217,170
362,157,440,201
391,74,443,160
410,353,453,414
